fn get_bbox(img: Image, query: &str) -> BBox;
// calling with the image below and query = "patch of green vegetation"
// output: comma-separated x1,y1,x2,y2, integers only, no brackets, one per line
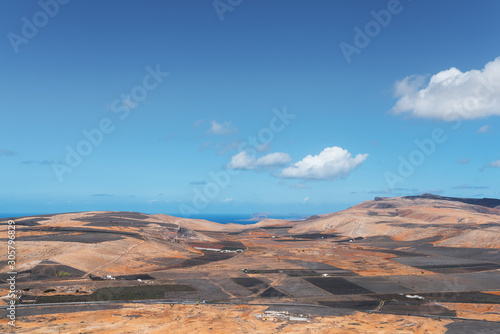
34,284,195,304
43,289,56,293
56,271,71,277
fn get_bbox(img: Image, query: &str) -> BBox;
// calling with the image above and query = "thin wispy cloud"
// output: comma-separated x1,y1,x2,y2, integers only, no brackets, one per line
366,188,418,195
481,160,500,171
1,148,16,156
190,180,207,185
92,194,114,197
290,183,310,190
217,140,240,155
477,125,490,133
255,142,271,152
452,184,489,190
228,151,291,170
193,119,203,128
22,160,56,165
209,120,236,135
198,141,211,152
490,160,500,167
457,158,470,164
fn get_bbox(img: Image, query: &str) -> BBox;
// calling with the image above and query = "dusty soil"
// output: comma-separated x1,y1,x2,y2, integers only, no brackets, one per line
1,196,499,333
0,303,452,334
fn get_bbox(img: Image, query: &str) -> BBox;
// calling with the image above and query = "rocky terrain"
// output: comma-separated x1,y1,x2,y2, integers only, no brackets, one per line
291,194,500,248
0,194,499,333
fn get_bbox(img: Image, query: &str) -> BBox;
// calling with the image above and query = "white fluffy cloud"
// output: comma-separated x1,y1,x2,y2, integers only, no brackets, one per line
280,146,368,180
228,151,255,170
256,152,291,167
228,151,291,170
391,57,500,120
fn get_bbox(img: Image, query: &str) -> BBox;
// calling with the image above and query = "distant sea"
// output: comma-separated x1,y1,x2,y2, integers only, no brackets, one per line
0,213,45,219
178,213,309,225
0,212,309,224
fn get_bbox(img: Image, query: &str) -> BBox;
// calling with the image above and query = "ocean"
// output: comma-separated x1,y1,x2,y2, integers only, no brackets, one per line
177,213,309,224
0,212,309,224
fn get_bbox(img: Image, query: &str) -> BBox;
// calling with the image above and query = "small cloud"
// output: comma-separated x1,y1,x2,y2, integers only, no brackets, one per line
255,143,271,152
217,140,240,155
280,146,368,180
92,194,114,197
190,180,207,185
228,151,255,170
148,199,160,203
367,188,418,195
477,125,490,133
22,160,56,165
193,119,203,128
392,187,419,192
221,198,233,203
164,133,175,141
482,160,500,171
457,158,470,164
228,151,291,170
209,120,236,135
452,184,489,190
290,183,310,190
198,141,211,151
303,197,310,203
366,189,392,195
1,149,16,156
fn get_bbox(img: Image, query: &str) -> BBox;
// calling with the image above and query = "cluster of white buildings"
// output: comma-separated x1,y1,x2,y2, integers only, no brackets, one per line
193,247,243,253
255,310,309,322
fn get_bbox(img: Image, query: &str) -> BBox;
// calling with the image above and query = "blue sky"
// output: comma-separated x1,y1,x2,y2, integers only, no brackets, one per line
1,0,500,216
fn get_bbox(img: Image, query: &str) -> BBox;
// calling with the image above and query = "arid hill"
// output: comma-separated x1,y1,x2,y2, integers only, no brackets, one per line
0,211,230,277
289,194,500,248
2,194,499,280
1,196,500,333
